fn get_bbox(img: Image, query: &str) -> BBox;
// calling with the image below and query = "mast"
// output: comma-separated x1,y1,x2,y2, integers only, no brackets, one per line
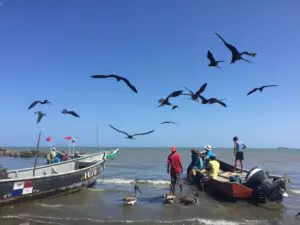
33,130,42,177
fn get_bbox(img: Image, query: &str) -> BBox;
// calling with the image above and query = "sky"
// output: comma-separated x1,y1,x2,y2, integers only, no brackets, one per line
0,0,299,148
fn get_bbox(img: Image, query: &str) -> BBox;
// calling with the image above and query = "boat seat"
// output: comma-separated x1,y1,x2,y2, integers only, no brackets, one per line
217,171,247,184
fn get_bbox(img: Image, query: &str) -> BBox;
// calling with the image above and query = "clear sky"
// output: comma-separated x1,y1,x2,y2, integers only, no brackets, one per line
0,0,299,148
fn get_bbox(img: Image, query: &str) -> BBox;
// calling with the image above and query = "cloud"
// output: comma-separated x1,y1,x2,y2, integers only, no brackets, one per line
0,2,4,7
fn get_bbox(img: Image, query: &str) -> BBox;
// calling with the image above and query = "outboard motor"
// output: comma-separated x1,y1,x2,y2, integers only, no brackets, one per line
245,167,288,203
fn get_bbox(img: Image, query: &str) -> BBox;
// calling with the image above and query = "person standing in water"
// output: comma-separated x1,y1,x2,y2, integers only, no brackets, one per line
233,136,247,173
167,146,183,194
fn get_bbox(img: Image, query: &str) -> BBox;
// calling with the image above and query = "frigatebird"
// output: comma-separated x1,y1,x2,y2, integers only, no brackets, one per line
160,121,178,125
183,83,207,101
158,90,183,107
207,51,224,68
199,96,227,108
171,105,179,110
28,100,51,110
109,125,154,140
91,74,138,93
247,85,278,96
61,109,80,118
215,32,256,64
35,111,46,124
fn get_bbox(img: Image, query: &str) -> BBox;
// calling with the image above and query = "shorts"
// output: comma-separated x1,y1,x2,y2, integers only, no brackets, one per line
235,151,244,161
170,171,181,185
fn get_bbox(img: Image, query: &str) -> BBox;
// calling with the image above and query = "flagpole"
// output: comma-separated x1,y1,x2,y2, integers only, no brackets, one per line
72,138,75,156
33,131,42,177
68,141,71,156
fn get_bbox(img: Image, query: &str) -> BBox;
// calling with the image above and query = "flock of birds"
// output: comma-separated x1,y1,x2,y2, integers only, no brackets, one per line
122,182,198,206
26,33,300,216
28,32,279,140
28,100,80,123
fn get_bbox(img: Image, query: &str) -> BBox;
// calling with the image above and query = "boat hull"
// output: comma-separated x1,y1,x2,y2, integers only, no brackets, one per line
193,173,253,201
0,154,105,205
189,160,257,202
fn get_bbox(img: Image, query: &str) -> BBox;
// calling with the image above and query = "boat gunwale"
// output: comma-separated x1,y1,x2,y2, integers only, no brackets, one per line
6,151,105,172
106,148,119,154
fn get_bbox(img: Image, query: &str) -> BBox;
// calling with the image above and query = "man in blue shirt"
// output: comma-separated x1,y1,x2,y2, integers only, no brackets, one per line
201,145,215,169
233,136,247,173
187,149,203,182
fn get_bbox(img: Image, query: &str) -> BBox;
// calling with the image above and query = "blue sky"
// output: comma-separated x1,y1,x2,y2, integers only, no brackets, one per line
0,0,299,148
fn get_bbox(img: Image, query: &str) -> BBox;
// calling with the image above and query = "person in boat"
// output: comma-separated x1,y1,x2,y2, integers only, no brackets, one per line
61,150,69,161
233,136,247,173
207,155,220,179
46,147,57,164
199,155,220,190
188,150,204,182
187,149,197,178
52,151,67,163
201,145,215,169
167,146,183,194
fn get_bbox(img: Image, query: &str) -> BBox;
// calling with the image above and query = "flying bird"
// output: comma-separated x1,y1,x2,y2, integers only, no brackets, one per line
171,105,179,110
215,32,256,64
34,111,46,124
296,211,300,217
247,85,278,96
199,96,227,108
91,74,138,93
183,83,207,101
28,100,51,110
160,121,178,125
61,109,80,118
158,90,183,107
207,51,224,68
109,125,154,140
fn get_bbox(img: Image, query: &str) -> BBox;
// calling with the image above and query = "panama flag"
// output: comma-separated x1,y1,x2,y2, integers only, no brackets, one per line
46,136,52,142
64,136,72,140
12,180,33,197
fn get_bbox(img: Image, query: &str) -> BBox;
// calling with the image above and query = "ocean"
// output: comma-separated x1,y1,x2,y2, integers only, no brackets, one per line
0,147,299,225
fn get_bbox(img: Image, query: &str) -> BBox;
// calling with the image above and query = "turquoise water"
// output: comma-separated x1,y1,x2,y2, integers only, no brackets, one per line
0,147,300,225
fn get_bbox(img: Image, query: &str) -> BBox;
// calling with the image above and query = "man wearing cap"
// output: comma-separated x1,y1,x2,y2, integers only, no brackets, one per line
167,146,183,194
201,145,215,169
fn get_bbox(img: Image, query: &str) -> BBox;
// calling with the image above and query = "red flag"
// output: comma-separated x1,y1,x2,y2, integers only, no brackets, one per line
46,136,52,142
64,136,72,140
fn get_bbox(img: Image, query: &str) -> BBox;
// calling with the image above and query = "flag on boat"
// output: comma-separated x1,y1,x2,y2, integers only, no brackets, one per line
45,136,52,142
64,136,72,140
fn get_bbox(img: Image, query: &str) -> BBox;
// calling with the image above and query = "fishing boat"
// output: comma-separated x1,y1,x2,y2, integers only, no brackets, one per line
0,151,106,205
189,159,289,204
105,148,119,160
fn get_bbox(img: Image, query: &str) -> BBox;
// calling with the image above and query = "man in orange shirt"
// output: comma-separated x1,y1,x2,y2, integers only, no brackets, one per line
167,146,183,194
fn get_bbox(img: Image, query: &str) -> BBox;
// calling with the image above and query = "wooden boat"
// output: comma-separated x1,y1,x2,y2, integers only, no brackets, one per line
0,152,106,205
105,148,119,160
189,159,289,203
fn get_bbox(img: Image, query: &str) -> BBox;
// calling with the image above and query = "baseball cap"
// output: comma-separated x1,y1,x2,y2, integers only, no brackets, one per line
204,145,212,151
171,146,176,152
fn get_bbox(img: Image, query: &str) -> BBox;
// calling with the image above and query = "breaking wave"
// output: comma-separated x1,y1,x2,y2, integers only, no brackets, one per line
0,215,268,225
290,189,300,195
35,203,63,208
